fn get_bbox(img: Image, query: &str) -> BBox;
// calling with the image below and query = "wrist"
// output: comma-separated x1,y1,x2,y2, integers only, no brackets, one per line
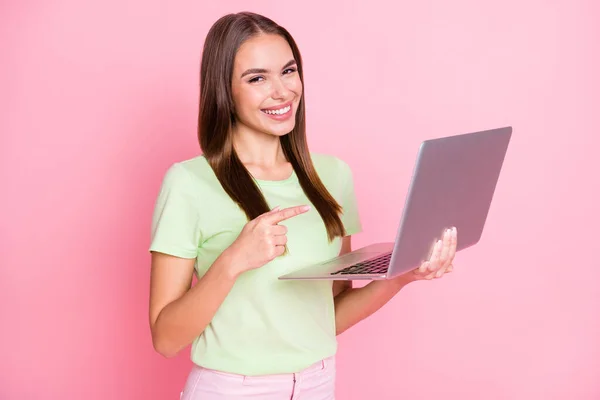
213,247,242,281
388,271,416,290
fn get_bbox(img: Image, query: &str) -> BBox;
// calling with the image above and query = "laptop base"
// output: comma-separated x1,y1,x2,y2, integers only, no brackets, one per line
278,243,394,280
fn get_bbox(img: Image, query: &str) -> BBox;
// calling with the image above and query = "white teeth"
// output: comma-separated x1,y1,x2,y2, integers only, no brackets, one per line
263,105,291,115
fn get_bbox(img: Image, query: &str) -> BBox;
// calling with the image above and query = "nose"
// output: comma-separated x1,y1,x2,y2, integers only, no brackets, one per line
270,76,291,100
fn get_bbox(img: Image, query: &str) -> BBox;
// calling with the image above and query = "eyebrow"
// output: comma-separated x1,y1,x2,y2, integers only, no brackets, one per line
240,59,297,78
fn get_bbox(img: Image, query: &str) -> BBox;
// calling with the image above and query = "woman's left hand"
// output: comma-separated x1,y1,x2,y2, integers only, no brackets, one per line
415,227,457,280
393,227,458,285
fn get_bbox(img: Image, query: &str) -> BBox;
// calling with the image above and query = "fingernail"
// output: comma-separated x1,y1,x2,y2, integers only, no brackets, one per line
302,205,311,211
436,270,443,278
272,206,280,211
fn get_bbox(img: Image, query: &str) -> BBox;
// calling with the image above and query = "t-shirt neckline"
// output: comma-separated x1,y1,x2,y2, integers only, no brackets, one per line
252,170,298,186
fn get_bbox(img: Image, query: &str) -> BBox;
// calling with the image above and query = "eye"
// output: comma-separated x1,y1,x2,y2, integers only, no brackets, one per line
283,67,297,75
248,76,264,83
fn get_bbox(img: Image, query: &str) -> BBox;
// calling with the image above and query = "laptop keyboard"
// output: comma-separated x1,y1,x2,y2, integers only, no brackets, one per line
330,252,392,275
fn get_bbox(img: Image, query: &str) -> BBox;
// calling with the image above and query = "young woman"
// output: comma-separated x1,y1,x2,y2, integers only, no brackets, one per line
148,11,457,400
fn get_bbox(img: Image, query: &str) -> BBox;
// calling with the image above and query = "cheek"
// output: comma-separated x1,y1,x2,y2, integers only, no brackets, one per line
233,89,265,115
288,78,303,95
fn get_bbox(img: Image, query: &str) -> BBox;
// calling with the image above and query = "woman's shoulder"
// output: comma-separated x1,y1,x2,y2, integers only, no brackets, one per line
309,152,353,175
173,154,211,174
158,154,215,190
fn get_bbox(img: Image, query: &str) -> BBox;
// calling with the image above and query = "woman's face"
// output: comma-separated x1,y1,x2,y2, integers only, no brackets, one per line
231,34,303,138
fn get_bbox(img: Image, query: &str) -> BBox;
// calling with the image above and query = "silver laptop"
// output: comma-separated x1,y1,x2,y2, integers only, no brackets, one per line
279,126,512,281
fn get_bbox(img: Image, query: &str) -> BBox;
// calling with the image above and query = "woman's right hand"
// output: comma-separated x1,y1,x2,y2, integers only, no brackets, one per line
222,205,311,277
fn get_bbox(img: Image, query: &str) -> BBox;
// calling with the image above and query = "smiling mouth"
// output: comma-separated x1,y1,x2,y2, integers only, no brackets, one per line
261,104,292,115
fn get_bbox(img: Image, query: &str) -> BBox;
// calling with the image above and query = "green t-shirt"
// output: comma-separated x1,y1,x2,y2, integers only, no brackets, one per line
149,153,362,375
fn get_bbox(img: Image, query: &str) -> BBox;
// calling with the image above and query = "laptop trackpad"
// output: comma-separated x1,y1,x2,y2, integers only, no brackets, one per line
321,252,382,266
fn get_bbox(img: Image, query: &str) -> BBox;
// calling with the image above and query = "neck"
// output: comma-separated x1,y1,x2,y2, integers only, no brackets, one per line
232,125,286,167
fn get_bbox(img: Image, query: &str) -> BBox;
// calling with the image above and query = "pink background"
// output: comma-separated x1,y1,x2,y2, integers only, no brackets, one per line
2,0,599,399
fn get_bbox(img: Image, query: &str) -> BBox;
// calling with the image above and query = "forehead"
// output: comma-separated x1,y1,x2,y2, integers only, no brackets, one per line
234,34,294,71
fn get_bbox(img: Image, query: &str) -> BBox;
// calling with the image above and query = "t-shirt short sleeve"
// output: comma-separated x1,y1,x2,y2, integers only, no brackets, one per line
149,163,202,259
338,159,363,236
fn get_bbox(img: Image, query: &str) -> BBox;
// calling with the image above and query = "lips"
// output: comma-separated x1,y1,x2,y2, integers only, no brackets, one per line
260,101,293,112
260,102,293,121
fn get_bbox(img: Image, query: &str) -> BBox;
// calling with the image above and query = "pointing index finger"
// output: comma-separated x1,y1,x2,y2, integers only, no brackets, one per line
263,205,311,224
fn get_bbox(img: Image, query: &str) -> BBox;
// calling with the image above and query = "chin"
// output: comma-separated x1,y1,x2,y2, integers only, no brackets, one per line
258,115,297,137
268,123,296,137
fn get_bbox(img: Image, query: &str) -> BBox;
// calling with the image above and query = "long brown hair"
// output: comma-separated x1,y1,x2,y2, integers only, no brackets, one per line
198,12,345,241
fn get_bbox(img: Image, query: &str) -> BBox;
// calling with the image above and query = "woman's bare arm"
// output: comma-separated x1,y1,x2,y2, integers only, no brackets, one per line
149,250,237,358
